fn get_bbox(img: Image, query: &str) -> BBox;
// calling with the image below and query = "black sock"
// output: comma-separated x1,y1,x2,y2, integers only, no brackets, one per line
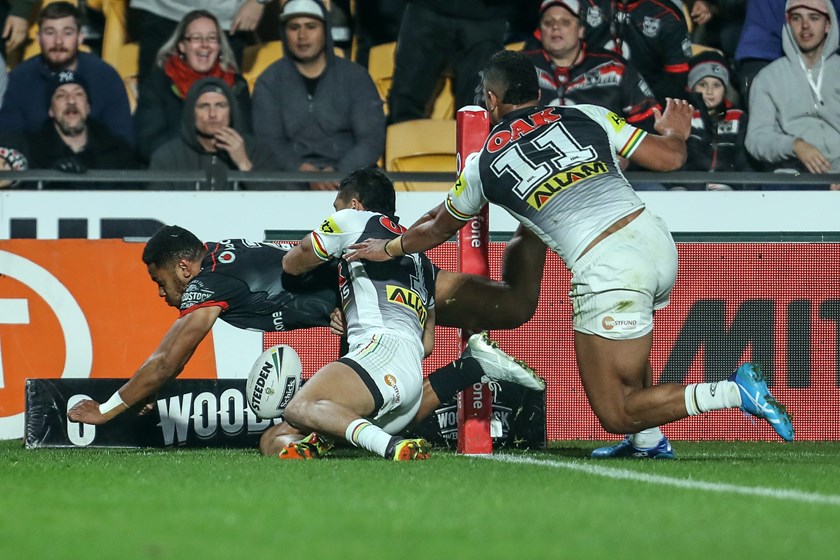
427,357,484,403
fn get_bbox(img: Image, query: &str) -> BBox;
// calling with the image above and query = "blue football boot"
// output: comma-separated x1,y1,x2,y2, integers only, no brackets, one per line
728,363,794,441
591,435,674,459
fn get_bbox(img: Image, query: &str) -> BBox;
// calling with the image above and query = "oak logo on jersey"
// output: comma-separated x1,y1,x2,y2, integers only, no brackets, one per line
386,285,428,327
526,161,608,210
319,216,342,235
486,107,562,153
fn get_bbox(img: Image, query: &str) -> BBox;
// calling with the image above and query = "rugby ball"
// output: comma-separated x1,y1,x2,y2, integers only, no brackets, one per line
246,344,302,419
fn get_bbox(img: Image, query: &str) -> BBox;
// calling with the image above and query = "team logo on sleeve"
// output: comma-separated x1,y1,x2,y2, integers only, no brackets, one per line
607,111,626,133
319,217,342,234
642,16,660,38
385,285,428,327
452,173,467,198
379,216,406,234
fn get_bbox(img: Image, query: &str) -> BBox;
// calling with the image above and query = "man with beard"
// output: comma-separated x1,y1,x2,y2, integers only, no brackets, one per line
252,0,385,191
10,71,139,189
149,77,281,190
0,1,133,145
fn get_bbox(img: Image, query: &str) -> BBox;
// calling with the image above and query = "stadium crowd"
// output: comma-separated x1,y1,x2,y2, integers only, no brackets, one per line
0,0,838,190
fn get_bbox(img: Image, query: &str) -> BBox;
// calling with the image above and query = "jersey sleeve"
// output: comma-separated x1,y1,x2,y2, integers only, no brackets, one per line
444,152,487,221
574,104,648,159
310,208,370,261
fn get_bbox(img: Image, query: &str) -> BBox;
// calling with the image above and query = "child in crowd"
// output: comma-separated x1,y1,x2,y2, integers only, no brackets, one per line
679,50,752,191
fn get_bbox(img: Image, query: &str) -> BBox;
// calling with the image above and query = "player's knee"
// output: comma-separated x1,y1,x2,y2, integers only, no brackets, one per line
283,398,307,428
507,293,539,326
594,410,635,435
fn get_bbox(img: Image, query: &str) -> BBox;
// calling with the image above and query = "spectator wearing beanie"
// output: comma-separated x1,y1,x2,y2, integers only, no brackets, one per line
679,51,751,191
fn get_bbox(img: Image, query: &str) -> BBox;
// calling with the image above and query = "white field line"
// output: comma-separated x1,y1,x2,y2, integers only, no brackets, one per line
474,453,840,506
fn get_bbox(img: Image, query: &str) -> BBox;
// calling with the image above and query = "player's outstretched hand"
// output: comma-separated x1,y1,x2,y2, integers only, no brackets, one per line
652,97,693,141
329,307,346,336
346,238,392,262
67,399,109,425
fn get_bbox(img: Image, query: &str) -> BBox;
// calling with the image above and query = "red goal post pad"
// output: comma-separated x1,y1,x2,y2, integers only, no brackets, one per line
455,106,493,455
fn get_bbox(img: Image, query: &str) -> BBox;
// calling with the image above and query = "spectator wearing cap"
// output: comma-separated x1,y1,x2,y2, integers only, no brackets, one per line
525,0,660,132
149,77,281,190
679,51,751,190
252,0,384,190
0,2,134,145
387,0,515,123
746,0,840,190
734,0,840,103
134,9,252,163
9,71,140,189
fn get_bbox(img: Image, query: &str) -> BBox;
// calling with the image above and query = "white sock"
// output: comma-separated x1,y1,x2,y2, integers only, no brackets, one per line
630,427,664,449
345,418,392,457
684,381,742,416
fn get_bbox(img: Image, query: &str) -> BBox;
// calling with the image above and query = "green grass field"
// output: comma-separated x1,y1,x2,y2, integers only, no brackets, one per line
2,439,839,560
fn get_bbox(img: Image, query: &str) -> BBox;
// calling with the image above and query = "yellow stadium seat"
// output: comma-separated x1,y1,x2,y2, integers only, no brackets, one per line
114,41,139,112
385,119,457,191
367,41,395,106
682,2,694,34
691,43,724,57
241,40,284,92
89,0,129,72
368,41,454,119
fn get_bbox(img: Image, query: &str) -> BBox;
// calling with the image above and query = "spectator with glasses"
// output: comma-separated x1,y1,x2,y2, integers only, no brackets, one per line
134,9,252,164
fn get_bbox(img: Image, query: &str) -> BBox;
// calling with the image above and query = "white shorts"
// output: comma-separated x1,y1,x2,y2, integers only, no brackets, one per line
339,333,424,434
569,209,678,339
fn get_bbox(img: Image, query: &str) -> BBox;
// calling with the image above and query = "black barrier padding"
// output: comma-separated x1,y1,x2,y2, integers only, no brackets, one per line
26,377,545,450
25,378,279,449
405,380,547,450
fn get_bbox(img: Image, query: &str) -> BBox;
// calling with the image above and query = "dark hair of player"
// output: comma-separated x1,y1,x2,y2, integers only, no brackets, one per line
336,168,397,216
142,225,205,267
482,50,540,106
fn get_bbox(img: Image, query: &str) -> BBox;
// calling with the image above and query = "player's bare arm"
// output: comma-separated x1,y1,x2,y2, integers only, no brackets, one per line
282,233,323,275
436,225,546,331
347,202,464,262
630,97,693,171
67,306,221,425
422,307,436,358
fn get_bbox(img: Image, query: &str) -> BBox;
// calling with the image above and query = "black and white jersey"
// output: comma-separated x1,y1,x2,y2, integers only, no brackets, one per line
179,239,338,332
445,104,646,266
310,209,436,353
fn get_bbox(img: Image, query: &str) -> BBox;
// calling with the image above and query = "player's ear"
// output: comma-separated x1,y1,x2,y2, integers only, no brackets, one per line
352,198,364,211
177,258,192,277
486,90,499,112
